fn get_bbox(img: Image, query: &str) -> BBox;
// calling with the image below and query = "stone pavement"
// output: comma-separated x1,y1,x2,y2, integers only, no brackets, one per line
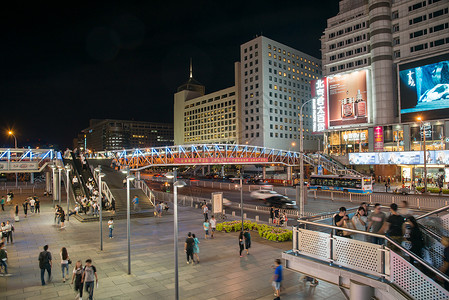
0,193,345,300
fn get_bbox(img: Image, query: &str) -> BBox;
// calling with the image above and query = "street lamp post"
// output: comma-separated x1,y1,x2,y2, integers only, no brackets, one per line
95,167,105,251
418,117,427,193
50,164,56,206
240,176,243,229
166,170,186,300
58,167,63,206
126,174,135,274
8,131,18,187
299,99,314,217
65,165,71,221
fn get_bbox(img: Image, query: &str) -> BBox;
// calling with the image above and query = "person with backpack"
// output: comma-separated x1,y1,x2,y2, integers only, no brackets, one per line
81,259,98,300
0,242,10,276
71,261,84,300
38,245,52,285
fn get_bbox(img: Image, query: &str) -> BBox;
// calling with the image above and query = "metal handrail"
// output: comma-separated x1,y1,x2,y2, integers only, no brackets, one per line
296,219,449,284
416,204,449,220
299,206,360,221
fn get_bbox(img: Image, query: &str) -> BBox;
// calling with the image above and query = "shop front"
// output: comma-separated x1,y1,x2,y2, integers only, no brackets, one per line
327,129,369,155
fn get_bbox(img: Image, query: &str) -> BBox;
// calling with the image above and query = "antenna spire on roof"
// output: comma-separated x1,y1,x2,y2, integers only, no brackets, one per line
189,58,193,79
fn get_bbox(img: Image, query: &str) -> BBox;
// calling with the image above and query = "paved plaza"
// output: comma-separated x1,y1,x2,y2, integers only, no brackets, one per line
0,191,345,300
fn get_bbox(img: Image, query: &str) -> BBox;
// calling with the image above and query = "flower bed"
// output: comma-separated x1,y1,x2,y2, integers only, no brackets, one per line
215,221,292,242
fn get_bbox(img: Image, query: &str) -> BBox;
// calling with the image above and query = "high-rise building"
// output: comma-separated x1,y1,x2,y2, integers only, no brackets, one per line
317,0,449,178
240,36,322,151
78,119,173,151
174,62,241,145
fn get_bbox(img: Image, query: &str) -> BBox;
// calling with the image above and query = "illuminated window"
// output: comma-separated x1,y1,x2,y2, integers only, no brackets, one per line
269,52,272,57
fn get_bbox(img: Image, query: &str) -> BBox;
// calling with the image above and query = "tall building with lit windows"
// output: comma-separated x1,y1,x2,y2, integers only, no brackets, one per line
317,0,449,179
240,36,322,151
174,62,241,145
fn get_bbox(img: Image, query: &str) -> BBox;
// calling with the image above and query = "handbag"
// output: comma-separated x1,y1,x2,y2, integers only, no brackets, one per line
68,259,72,264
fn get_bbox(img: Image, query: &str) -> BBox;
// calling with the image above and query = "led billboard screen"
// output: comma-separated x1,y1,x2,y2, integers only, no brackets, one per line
349,151,440,165
328,70,368,127
400,53,449,122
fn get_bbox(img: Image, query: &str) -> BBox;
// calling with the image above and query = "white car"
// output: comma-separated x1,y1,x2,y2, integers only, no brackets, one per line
250,190,281,199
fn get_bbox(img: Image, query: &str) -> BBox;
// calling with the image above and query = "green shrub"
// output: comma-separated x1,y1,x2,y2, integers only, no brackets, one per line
215,220,292,242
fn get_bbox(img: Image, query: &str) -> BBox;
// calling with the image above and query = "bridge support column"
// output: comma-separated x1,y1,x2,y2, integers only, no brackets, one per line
287,166,292,184
202,167,205,176
262,166,266,180
207,165,210,174
349,280,374,300
136,171,141,181
30,172,34,184
221,165,224,178
53,170,58,202
45,171,51,193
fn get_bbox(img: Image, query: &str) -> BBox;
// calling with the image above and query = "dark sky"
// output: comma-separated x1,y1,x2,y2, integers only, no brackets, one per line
1,0,339,149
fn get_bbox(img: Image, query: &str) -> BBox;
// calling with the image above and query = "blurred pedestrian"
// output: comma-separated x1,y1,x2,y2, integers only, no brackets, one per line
203,218,210,239
0,196,5,211
29,197,36,213
210,216,216,238
193,233,200,263
71,261,84,300
22,200,28,218
35,198,40,213
239,231,244,257
14,204,19,222
0,242,10,276
244,229,251,255
60,247,70,282
185,232,194,264
38,245,52,286
272,259,283,300
202,203,209,221
108,218,114,238
81,259,98,300
5,221,13,244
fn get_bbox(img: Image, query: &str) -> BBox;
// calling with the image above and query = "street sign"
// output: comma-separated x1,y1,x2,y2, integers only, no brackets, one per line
211,192,223,214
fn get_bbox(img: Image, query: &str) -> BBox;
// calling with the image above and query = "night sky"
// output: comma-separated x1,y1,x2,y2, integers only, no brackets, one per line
1,1,339,149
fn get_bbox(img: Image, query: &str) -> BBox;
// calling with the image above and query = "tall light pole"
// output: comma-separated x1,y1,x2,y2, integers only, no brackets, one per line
50,164,56,206
240,176,243,229
58,167,63,206
96,170,105,251
65,165,71,221
125,173,135,274
418,117,427,193
299,98,314,217
166,170,186,300
8,131,18,187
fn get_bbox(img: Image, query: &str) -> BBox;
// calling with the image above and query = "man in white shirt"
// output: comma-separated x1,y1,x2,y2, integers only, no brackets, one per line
210,216,217,238
29,198,36,213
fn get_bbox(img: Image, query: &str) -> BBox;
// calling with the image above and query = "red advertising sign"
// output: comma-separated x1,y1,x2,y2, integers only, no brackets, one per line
374,126,384,151
174,157,269,164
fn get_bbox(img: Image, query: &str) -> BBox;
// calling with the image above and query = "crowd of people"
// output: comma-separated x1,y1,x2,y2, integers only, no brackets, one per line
38,244,98,300
269,207,289,227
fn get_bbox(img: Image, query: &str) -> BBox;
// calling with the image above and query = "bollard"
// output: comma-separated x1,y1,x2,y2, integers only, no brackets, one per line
232,211,236,216
269,217,272,224
243,213,247,219
222,209,226,215
255,215,259,222
195,204,198,209
331,191,334,201
314,190,317,199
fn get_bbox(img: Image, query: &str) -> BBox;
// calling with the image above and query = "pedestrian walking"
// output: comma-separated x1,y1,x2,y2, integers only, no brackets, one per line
210,216,216,238
14,204,19,222
5,221,13,244
0,196,5,211
272,259,283,300
71,261,84,300
1,223,7,244
0,242,10,276
244,229,251,255
239,231,245,257
60,209,66,229
192,234,200,263
270,207,274,224
108,218,114,238
110,198,116,214
55,205,61,224
81,259,98,300
29,197,36,213
132,195,139,211
35,198,40,213
203,218,210,239
202,203,209,221
38,245,52,286
22,200,28,218
184,232,194,264
60,247,70,282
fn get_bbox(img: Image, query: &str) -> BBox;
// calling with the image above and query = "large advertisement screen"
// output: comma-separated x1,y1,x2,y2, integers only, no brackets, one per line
328,70,368,127
349,150,442,165
400,53,449,122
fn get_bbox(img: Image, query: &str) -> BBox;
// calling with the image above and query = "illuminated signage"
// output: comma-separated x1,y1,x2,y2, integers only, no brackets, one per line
342,131,366,142
348,150,449,165
374,126,383,151
173,157,269,164
312,78,328,132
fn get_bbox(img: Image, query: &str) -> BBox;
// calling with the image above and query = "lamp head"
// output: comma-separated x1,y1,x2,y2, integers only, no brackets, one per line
8,131,13,135
165,172,174,179
99,173,105,178
126,175,135,181
174,180,187,188
417,117,422,121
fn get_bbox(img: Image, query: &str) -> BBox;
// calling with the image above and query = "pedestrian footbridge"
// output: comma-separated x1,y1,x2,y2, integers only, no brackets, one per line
95,144,360,176
283,206,449,300
0,148,55,173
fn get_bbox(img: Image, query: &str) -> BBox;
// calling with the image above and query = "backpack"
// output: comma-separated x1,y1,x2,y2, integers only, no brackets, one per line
38,251,50,269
